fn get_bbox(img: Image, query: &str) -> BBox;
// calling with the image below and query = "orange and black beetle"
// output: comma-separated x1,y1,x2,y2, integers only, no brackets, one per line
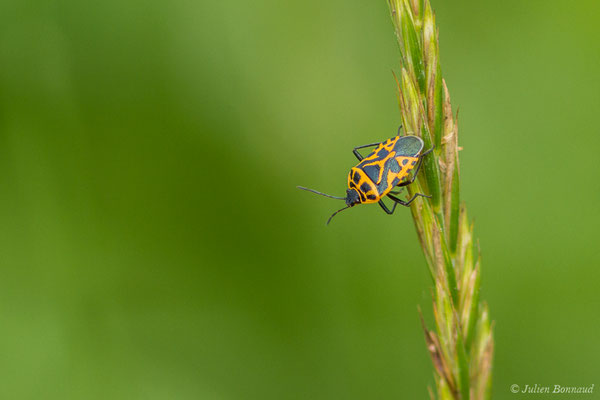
298,127,433,224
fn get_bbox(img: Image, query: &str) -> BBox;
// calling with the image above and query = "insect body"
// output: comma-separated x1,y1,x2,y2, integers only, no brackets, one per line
298,129,433,224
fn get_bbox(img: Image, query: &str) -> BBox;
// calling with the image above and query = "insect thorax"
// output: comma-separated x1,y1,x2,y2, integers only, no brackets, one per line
347,167,379,204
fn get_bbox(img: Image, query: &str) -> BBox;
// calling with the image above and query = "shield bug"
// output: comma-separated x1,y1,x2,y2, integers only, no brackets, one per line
298,127,434,224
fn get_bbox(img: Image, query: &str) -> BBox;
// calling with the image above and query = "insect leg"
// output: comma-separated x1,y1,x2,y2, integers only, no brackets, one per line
397,124,403,137
396,145,435,188
387,192,431,207
352,142,381,161
420,145,435,157
378,198,398,215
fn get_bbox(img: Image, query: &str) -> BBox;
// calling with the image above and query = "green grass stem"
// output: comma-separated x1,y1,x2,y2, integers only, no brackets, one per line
388,1,494,398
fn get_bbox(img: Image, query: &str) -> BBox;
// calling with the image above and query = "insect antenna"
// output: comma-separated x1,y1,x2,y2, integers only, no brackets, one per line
297,186,345,200
327,205,351,225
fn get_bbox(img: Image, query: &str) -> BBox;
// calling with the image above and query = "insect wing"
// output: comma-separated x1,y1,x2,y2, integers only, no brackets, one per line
379,135,423,193
393,135,424,157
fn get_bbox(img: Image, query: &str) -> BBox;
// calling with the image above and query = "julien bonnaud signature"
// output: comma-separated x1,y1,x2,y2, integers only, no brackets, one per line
511,384,595,394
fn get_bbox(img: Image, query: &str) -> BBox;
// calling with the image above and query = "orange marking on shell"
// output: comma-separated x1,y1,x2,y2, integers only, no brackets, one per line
386,169,398,190
361,152,396,184
395,156,419,167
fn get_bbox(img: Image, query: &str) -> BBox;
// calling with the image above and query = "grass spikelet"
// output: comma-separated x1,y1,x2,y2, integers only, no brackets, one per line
388,1,494,398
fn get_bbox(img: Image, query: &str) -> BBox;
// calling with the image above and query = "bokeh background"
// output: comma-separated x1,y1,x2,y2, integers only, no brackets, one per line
1,0,599,399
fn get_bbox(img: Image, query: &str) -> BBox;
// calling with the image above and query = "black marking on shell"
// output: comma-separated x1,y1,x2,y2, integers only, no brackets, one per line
362,164,380,184
360,182,371,194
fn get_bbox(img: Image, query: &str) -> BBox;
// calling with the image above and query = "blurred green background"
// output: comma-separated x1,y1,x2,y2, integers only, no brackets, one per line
1,0,599,398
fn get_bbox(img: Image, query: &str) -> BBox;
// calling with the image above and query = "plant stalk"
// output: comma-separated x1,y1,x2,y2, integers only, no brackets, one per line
388,1,494,398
